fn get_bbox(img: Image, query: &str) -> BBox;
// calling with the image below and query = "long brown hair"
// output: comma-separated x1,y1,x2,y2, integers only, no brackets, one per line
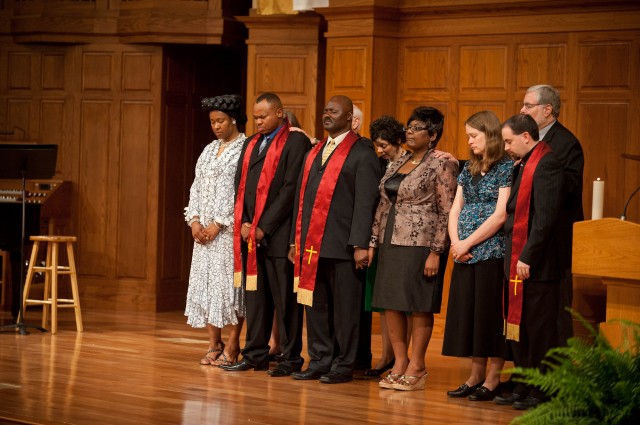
465,110,505,175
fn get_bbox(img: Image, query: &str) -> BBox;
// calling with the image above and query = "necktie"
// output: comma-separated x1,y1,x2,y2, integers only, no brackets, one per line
258,136,269,155
321,139,335,165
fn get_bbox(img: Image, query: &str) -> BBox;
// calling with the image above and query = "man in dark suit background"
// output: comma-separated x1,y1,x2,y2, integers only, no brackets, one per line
498,114,564,410
288,95,381,384
221,93,310,376
520,84,584,346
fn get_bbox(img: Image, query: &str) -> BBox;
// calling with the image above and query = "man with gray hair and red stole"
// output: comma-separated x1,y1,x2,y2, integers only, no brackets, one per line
520,84,584,348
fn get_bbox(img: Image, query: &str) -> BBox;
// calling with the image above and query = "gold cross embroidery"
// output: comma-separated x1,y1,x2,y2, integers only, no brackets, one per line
510,275,523,296
247,237,253,253
305,246,318,265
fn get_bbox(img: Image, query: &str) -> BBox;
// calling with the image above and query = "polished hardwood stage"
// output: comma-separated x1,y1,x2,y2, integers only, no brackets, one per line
0,308,522,424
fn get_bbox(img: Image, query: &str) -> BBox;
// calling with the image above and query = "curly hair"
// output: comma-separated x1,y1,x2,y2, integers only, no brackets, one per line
201,94,247,125
369,115,405,146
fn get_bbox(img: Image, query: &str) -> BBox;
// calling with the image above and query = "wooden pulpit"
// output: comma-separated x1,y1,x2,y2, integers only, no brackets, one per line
573,218,640,348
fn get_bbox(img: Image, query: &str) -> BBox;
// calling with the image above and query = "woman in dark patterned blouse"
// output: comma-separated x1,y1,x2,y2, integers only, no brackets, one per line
369,107,458,391
442,110,513,401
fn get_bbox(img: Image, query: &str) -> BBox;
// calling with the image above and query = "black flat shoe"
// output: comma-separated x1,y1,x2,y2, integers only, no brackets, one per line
267,364,300,377
494,392,527,405
468,385,499,401
219,359,268,372
291,368,325,380
447,382,483,397
319,371,353,384
362,359,395,377
513,395,544,410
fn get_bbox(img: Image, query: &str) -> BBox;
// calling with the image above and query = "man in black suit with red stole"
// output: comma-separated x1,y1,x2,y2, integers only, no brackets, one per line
288,95,381,384
498,114,564,410
520,84,584,346
221,92,310,376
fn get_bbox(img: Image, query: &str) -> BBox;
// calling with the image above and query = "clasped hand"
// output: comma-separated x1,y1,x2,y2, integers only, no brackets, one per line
192,222,220,244
450,240,473,263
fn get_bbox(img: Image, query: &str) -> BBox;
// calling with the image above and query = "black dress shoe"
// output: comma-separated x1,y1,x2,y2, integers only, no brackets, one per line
319,371,353,384
468,385,499,401
291,368,325,380
513,395,544,410
494,392,527,405
447,382,483,398
267,364,300,377
219,359,268,372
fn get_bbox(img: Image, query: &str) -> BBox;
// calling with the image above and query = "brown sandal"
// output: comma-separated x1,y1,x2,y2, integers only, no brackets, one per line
199,342,225,365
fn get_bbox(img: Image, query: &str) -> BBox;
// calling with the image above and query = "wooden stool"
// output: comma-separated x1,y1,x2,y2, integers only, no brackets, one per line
22,236,83,333
0,249,9,308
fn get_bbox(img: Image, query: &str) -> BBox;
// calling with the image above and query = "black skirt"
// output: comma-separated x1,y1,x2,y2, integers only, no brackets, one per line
371,204,446,313
441,258,506,357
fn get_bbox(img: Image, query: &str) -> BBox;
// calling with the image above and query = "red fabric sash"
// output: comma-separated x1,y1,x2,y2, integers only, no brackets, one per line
233,122,290,290
293,131,359,306
505,142,552,341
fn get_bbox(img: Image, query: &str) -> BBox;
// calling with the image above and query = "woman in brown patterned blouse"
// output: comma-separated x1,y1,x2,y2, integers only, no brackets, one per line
368,106,458,391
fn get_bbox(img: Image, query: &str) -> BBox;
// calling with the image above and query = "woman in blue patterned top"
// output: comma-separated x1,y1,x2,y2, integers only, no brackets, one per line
442,110,513,401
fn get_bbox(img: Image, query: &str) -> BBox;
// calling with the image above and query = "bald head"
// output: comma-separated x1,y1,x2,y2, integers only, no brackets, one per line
323,95,353,137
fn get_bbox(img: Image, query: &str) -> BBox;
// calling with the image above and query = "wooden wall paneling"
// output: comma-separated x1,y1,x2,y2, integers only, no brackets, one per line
578,102,629,219
158,100,190,311
117,101,152,280
574,32,639,223
240,13,324,137
40,100,66,176
325,36,371,100
6,99,31,140
7,51,34,91
458,45,508,94
369,36,398,132
324,36,372,136
515,43,568,92
579,41,632,90
41,52,66,91
81,52,114,92
77,100,112,278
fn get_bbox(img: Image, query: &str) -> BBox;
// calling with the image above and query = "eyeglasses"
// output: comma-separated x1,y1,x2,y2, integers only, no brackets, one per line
404,125,427,133
522,103,545,110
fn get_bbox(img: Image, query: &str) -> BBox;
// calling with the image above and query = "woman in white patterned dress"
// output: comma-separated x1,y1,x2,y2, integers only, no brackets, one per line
184,95,247,366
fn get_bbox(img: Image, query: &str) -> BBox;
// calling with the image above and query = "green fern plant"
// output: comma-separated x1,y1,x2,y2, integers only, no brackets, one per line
507,313,640,425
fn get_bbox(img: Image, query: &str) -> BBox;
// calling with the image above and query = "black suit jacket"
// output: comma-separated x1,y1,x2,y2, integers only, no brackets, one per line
542,121,584,270
235,130,311,257
291,133,382,261
504,143,564,281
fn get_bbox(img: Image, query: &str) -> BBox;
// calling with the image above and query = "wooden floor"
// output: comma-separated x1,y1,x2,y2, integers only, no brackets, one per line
0,308,523,425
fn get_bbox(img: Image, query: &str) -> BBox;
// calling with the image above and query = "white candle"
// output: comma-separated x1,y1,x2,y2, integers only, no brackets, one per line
592,178,604,220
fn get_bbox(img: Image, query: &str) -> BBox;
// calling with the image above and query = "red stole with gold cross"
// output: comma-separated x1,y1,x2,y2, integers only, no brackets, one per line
293,130,359,306
505,142,552,341
233,122,290,290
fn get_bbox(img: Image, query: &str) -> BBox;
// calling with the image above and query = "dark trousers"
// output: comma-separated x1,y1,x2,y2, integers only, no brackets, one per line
305,258,362,376
506,279,559,370
557,268,574,346
355,267,372,370
242,248,303,369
